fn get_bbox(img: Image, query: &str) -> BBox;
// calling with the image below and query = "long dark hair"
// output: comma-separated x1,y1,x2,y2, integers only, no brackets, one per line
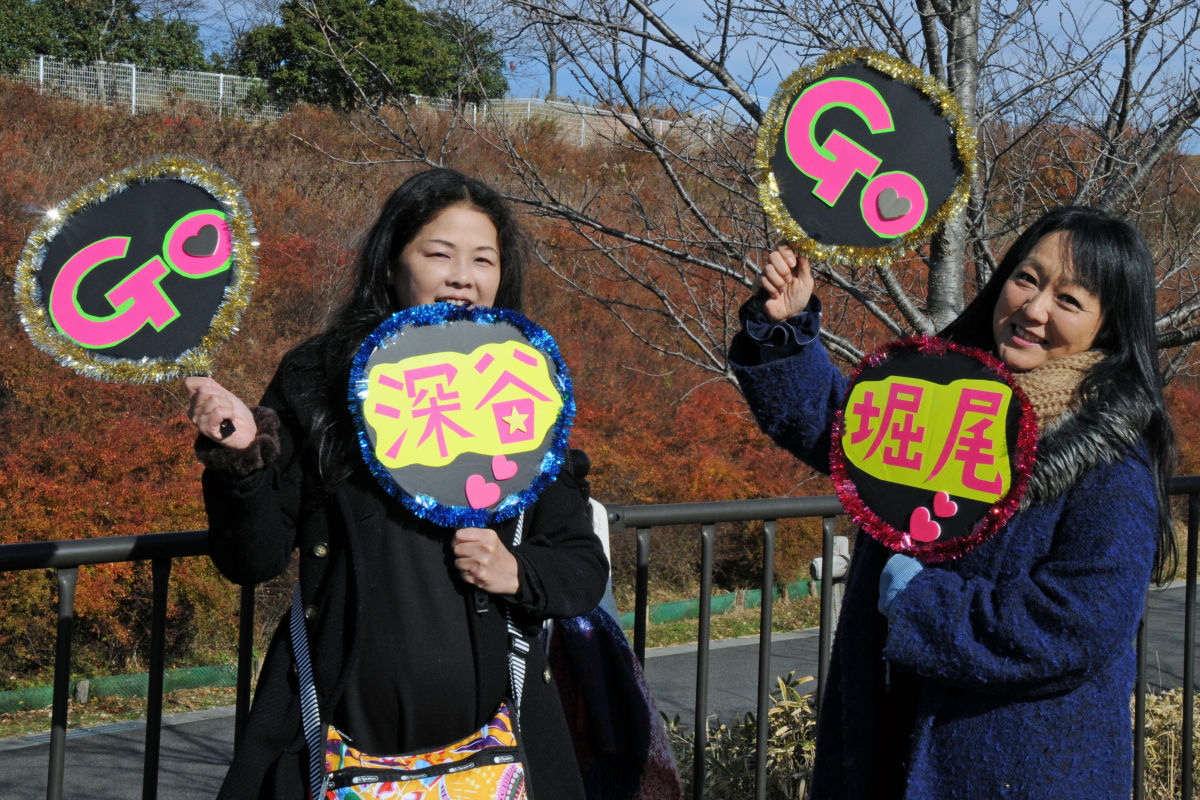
296,168,530,489
940,206,1177,582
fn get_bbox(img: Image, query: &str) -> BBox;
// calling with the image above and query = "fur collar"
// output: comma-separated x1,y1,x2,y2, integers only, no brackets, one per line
1019,380,1149,509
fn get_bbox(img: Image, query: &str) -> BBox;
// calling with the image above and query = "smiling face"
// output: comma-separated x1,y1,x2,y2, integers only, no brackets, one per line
390,203,501,309
991,230,1104,372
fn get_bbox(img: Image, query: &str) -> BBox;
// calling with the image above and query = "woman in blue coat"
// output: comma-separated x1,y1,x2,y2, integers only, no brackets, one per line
728,206,1176,799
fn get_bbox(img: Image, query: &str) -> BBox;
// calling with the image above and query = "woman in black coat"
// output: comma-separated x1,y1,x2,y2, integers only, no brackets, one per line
186,168,609,799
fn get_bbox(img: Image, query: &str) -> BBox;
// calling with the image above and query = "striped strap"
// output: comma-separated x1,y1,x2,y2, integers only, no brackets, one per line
289,509,531,799
290,583,326,800
507,510,528,712
506,620,530,712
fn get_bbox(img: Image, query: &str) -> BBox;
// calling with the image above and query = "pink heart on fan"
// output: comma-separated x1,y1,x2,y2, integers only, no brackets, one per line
465,473,502,509
908,506,941,542
491,454,518,481
933,491,958,518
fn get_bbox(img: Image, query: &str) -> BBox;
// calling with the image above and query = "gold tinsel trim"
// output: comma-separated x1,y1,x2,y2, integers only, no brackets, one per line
756,47,977,266
13,154,258,384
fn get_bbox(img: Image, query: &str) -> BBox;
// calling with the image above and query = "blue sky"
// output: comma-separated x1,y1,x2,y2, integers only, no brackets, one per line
492,3,1196,153
195,1,1196,153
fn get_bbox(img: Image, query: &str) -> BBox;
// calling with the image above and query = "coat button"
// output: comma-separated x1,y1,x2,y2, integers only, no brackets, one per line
543,667,552,684
304,605,317,621
312,542,329,558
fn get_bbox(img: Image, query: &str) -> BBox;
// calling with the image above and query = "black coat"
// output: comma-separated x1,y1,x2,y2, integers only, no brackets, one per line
201,344,609,799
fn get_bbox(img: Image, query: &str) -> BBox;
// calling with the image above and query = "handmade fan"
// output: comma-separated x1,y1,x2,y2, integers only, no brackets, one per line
757,48,975,265
14,155,257,383
830,337,1037,563
349,303,574,527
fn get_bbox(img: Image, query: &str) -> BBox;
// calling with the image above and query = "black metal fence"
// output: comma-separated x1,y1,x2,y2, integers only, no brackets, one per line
1,479,1197,800
0,532,256,800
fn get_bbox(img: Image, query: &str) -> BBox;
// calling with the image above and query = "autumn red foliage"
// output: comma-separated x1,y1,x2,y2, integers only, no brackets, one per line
5,82,1192,685
0,82,831,684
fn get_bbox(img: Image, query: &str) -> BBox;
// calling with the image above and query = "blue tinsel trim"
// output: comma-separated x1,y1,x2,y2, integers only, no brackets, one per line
348,303,576,528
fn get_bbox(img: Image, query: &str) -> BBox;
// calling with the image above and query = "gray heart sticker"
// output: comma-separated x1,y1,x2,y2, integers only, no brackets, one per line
876,188,912,221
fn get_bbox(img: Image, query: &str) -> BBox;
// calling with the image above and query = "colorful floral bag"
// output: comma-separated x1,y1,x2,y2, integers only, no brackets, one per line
290,513,533,800
320,704,527,799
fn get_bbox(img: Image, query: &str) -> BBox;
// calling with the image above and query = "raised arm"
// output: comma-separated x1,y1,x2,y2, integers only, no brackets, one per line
188,366,305,586
184,376,257,449
728,246,848,474
758,244,815,322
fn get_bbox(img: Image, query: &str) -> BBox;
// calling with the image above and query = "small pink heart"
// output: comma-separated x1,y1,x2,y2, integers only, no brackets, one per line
933,491,958,519
464,473,502,509
908,506,941,542
491,454,518,482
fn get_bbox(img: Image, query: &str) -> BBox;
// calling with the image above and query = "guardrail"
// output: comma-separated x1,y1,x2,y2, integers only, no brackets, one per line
606,477,1200,800
606,494,844,797
2,479,1198,799
0,532,255,800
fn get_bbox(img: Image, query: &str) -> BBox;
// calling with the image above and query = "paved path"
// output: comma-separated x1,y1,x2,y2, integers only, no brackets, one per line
1,584,1195,798
0,706,235,799
642,629,821,727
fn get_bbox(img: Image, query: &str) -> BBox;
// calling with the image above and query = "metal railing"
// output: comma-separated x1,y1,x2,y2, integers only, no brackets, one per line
606,494,844,797
606,477,1200,800
1,479,1197,799
0,532,256,800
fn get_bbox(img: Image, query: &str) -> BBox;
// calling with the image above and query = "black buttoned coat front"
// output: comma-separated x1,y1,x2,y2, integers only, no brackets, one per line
202,345,608,800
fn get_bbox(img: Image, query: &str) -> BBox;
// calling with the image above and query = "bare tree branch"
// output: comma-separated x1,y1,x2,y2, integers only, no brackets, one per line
292,0,1200,384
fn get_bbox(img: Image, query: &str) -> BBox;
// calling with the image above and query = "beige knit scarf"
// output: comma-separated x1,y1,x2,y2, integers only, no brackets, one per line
1011,349,1105,430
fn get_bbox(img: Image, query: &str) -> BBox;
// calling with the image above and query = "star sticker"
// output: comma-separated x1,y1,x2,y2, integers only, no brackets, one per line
502,407,529,433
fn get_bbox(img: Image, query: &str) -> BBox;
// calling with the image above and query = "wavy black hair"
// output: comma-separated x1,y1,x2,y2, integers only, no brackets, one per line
940,206,1177,582
295,168,530,489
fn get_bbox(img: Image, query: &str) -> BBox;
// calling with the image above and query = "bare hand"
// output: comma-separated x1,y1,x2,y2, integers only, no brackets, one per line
453,528,520,595
755,245,814,322
184,376,257,450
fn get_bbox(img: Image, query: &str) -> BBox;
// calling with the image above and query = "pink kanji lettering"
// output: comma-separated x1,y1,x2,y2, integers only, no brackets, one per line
493,399,536,444
473,353,553,442
474,370,551,408
863,382,925,471
849,390,881,445
928,387,1004,493
403,363,473,458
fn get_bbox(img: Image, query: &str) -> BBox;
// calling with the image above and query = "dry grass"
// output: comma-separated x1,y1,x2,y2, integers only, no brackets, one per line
667,685,1200,799
0,686,236,740
626,594,823,649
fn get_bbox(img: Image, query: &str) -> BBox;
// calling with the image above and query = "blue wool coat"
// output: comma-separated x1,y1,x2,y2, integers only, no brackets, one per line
729,327,1157,800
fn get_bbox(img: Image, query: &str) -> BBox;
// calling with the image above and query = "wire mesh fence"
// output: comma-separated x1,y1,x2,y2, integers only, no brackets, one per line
12,55,285,122
7,55,713,148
